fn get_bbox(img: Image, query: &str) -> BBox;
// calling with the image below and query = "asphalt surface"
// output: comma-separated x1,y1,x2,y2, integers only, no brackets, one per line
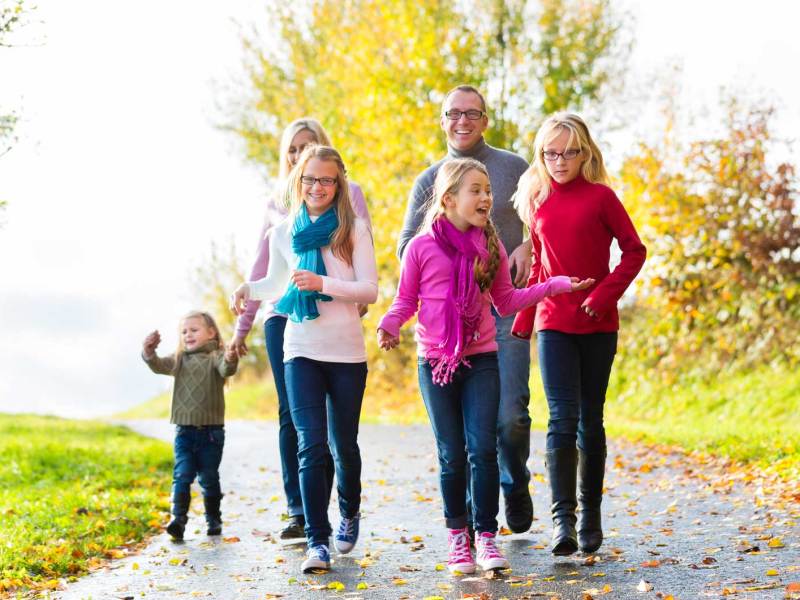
55,420,799,600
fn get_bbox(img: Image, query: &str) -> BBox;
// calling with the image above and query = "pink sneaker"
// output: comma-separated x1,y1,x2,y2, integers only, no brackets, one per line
475,531,509,570
447,527,476,574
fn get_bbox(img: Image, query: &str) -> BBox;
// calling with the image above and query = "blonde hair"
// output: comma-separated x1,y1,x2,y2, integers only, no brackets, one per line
513,112,610,223
278,118,332,180
285,145,356,266
421,158,500,291
173,311,222,376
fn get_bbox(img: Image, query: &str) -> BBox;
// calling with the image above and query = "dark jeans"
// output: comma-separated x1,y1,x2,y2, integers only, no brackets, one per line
418,352,500,533
264,316,335,518
537,330,618,452
172,425,225,497
285,357,367,546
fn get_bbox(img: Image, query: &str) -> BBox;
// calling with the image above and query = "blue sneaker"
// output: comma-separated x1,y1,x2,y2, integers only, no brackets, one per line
301,544,330,573
334,513,360,554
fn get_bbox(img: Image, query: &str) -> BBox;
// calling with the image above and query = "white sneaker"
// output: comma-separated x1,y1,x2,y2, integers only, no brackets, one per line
475,531,509,570
301,544,331,573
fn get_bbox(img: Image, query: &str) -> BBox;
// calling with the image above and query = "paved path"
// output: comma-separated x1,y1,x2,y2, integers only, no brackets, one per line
57,421,799,599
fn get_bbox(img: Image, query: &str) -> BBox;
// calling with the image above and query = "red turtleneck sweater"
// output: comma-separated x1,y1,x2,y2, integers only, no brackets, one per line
511,176,646,336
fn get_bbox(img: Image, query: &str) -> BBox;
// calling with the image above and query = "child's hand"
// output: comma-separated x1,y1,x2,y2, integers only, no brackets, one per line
142,330,160,357
570,277,595,291
229,334,248,358
230,283,251,315
224,344,239,364
377,328,400,351
291,269,323,292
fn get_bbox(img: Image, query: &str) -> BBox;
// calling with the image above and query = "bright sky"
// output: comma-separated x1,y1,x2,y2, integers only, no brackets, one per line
1,0,798,418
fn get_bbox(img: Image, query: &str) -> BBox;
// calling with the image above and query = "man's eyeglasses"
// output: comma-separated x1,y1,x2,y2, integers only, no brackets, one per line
300,176,337,187
443,109,485,121
542,149,581,161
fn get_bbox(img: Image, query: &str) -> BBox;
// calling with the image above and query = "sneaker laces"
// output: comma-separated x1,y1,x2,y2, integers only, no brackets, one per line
448,529,472,563
337,516,355,538
308,544,328,560
477,532,503,559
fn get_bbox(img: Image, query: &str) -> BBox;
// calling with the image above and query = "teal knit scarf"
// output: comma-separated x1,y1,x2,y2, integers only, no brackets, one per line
275,204,338,322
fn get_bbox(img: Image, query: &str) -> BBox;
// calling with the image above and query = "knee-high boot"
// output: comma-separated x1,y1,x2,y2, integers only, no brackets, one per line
545,448,578,556
577,448,606,553
203,494,223,536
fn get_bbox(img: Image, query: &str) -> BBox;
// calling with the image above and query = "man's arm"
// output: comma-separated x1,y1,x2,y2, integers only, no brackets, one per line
397,171,435,260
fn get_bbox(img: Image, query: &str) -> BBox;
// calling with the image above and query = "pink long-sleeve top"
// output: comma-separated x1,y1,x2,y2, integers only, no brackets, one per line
234,181,371,339
378,229,573,359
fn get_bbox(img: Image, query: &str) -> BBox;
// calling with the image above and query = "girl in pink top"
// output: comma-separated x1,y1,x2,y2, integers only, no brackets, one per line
230,118,370,542
377,158,592,574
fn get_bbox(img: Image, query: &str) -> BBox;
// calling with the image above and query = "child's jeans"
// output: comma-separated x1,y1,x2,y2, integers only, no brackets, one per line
537,330,617,453
417,351,501,534
284,357,367,547
172,425,225,497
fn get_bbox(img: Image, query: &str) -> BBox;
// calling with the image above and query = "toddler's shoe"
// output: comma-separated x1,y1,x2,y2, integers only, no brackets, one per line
301,544,331,573
334,513,360,553
475,531,509,570
447,527,476,574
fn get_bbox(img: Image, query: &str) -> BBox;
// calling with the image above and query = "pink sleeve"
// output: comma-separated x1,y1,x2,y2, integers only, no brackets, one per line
349,181,372,231
377,240,422,337
490,242,572,317
234,222,270,338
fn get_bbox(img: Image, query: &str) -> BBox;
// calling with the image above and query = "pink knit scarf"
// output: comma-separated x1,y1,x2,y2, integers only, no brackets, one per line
426,217,488,385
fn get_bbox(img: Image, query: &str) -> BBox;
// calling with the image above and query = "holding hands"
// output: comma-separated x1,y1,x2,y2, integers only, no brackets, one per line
229,334,248,358
376,328,399,351
142,330,161,359
229,284,251,316
224,343,239,364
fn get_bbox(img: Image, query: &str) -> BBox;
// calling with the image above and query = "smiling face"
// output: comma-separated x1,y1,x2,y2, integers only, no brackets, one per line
440,90,488,152
542,127,584,185
443,168,493,231
286,128,317,169
181,316,217,352
301,157,340,216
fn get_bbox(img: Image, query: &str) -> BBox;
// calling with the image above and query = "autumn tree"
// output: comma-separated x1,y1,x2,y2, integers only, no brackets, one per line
221,0,629,411
619,100,800,382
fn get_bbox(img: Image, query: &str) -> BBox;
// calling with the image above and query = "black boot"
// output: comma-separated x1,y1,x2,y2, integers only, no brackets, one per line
546,448,578,556
577,448,606,553
166,492,191,540
505,489,534,533
203,495,223,536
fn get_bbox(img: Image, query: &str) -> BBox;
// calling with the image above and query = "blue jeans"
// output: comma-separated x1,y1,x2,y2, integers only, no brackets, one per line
264,316,335,518
537,330,617,452
494,311,532,498
418,352,500,533
285,357,367,546
172,425,225,497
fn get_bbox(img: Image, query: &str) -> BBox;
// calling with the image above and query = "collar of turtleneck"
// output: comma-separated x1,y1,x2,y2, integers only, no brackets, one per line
447,137,489,160
550,175,586,193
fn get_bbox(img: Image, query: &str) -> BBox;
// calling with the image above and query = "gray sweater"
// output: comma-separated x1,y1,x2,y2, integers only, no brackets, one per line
397,138,529,260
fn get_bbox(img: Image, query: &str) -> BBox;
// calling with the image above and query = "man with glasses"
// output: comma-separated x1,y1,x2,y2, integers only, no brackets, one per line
397,85,534,536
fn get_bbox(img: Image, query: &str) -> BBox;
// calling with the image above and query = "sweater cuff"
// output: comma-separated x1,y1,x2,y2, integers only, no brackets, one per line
377,315,401,338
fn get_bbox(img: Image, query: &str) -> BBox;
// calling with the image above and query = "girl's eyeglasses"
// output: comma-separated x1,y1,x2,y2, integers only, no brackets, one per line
300,176,337,187
542,149,581,161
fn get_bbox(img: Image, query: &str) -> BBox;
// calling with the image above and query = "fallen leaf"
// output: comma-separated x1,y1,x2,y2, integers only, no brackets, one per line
768,537,784,548
392,578,408,586
223,536,241,543
641,560,660,568
637,579,654,592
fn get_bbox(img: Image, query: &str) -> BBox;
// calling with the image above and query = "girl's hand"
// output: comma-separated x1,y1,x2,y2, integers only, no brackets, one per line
224,344,239,364
230,283,251,315
581,300,600,319
377,328,400,351
291,269,323,292
142,330,160,357
570,277,595,291
230,334,248,358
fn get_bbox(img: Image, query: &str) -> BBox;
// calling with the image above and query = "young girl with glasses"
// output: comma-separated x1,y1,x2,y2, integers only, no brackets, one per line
230,118,371,542
142,311,238,541
511,112,646,556
378,158,592,573
230,145,377,573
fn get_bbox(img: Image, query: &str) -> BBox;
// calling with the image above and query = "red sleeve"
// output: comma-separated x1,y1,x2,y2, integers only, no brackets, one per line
584,190,646,314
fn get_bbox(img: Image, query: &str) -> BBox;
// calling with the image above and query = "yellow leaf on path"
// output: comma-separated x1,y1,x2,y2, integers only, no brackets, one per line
131,562,139,570
436,583,453,591
392,578,407,585
602,584,612,593
498,526,513,536
768,537,785,548
223,536,241,543
766,569,779,576
327,581,345,590
423,597,445,600
356,582,368,590
411,535,423,542
434,563,445,571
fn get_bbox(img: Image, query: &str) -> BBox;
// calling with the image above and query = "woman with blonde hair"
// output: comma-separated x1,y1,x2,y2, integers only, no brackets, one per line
230,118,370,541
512,112,646,555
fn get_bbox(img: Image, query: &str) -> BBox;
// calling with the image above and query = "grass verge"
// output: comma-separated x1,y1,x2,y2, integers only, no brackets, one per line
0,414,172,594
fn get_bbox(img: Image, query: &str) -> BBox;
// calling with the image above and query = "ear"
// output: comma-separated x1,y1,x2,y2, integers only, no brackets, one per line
442,192,455,208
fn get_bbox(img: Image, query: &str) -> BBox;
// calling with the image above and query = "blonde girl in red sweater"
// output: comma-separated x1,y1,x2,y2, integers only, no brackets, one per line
512,113,646,556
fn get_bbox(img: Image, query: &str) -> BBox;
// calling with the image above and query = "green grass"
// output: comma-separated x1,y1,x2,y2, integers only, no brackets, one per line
0,415,172,593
